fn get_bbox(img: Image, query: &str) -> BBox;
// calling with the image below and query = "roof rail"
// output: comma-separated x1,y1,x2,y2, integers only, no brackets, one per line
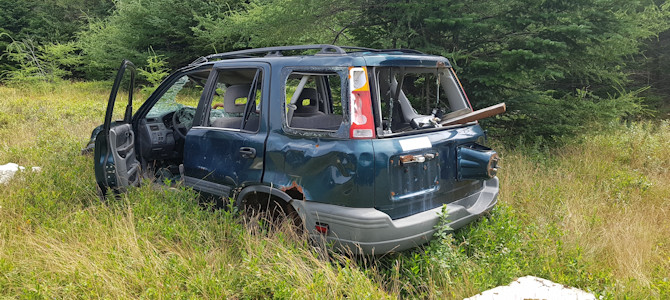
378,49,425,54
337,46,378,52
188,56,208,66
189,45,428,65
205,44,348,62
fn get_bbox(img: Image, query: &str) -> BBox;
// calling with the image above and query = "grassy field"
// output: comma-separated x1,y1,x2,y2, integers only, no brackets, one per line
1,82,668,298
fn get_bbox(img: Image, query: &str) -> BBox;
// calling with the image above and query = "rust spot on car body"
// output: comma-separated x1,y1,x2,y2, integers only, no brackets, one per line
281,181,305,200
400,155,414,164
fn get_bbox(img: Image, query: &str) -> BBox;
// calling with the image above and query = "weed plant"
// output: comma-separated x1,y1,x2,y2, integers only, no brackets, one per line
1,82,668,298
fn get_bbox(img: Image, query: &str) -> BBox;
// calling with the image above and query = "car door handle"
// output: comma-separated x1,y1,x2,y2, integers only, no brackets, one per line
239,147,256,159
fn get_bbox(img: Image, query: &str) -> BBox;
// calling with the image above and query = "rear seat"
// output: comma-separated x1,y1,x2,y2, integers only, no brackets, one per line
293,88,324,117
290,114,343,130
290,88,342,130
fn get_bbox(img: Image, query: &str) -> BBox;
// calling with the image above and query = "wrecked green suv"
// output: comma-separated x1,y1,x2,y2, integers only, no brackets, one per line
92,45,504,254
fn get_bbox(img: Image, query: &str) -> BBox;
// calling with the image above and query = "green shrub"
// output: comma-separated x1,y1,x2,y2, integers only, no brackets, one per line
138,48,169,93
1,37,81,83
483,87,647,147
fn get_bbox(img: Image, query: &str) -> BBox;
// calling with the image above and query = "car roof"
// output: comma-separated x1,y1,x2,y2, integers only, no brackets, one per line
189,44,452,69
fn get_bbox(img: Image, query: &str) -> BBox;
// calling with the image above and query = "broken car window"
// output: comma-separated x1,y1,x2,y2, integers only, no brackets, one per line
147,74,207,119
207,68,262,132
285,70,344,131
374,67,470,134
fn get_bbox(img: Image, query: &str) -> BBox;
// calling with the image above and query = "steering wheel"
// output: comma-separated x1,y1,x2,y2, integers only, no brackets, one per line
172,107,196,139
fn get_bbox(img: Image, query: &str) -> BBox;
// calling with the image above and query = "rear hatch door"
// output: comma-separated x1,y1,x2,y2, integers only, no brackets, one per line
372,126,486,219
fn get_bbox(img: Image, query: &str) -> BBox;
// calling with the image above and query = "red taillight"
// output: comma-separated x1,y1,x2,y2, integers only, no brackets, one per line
315,222,329,234
349,67,375,139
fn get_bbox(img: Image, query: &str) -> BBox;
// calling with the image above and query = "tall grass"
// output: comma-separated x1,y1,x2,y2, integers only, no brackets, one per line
0,82,390,298
370,122,669,299
1,82,668,298
502,122,670,295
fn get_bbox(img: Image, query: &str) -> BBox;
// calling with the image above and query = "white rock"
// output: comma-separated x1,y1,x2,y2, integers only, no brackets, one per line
466,276,596,300
0,163,20,184
0,163,41,184
0,163,20,170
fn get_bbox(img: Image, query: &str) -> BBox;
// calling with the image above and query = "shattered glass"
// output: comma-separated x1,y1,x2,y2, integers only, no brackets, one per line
147,75,188,118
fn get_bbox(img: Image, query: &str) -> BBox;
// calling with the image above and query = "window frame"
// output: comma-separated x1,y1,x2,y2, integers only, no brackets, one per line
370,66,473,137
134,65,213,123
199,66,266,133
281,67,349,139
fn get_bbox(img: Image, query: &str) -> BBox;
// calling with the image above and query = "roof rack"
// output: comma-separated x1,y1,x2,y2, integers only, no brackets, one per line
378,48,425,54
338,46,378,52
205,44,346,61
191,44,427,65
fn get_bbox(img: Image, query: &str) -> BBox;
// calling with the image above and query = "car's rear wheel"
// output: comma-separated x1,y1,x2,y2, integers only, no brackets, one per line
239,193,304,232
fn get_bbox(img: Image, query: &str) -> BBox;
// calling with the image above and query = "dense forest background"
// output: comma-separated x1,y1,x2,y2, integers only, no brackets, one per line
1,0,669,145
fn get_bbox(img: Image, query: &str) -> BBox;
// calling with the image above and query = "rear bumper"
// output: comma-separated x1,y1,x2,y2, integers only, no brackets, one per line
290,177,499,254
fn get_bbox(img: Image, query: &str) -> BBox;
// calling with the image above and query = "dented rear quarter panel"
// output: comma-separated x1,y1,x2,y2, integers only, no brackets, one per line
262,123,490,220
263,134,375,207
261,55,377,207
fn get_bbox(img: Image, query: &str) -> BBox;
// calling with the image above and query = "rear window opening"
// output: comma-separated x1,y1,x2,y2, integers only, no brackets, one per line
373,67,471,135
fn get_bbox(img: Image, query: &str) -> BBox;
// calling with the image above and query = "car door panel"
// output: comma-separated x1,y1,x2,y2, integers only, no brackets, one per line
107,123,140,186
93,60,139,195
182,64,269,197
183,128,265,197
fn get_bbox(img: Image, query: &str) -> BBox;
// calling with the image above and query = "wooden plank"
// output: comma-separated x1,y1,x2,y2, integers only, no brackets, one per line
440,103,506,126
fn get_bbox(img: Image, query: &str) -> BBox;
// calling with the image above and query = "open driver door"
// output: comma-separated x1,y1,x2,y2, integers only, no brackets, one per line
93,60,140,197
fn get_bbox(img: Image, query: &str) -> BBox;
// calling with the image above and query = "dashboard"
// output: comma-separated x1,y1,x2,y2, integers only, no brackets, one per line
147,114,174,144
137,112,179,161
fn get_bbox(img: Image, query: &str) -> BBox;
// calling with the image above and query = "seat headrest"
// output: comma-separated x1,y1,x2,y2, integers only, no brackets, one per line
296,88,319,114
224,84,251,114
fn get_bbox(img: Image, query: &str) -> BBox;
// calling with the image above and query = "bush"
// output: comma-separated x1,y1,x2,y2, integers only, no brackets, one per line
138,48,169,93
483,87,647,147
0,37,81,83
